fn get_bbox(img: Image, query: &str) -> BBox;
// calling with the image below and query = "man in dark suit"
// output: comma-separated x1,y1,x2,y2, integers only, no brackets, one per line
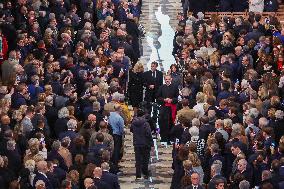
143,61,163,126
47,141,68,171
33,161,54,189
130,109,154,179
186,172,204,189
244,23,264,43
208,161,227,189
143,61,163,103
58,119,78,141
101,162,120,189
156,75,179,143
93,167,110,189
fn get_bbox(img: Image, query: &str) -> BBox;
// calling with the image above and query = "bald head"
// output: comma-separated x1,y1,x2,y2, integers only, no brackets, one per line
93,167,102,178
36,161,48,173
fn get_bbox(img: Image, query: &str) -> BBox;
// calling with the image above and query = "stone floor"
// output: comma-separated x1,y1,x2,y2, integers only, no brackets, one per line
118,0,182,188
139,0,182,72
118,129,174,189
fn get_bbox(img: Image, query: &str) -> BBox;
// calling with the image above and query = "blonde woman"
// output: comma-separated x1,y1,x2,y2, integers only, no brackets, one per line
209,51,220,68
128,62,144,110
193,92,206,118
203,83,214,101
188,152,204,184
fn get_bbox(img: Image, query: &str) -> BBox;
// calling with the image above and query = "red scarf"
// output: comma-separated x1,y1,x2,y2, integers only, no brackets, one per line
165,102,177,123
277,60,283,71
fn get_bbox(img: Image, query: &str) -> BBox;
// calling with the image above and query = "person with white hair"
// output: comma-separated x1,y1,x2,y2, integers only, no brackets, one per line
188,120,206,156
58,119,78,141
208,160,227,189
33,161,52,189
93,167,109,188
193,92,206,118
215,119,229,141
258,117,269,129
239,180,250,189
54,107,70,138
273,110,284,144
244,115,260,136
101,162,120,188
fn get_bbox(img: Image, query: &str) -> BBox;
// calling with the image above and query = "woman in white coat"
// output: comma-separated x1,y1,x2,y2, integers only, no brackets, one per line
249,0,264,13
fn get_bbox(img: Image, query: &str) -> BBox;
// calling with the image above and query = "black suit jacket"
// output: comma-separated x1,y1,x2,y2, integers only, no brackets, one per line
93,177,110,189
101,171,120,189
143,70,163,102
208,175,227,189
33,172,53,189
185,184,204,189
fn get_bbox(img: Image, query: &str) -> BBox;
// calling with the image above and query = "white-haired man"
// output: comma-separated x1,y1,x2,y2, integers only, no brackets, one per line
58,119,78,141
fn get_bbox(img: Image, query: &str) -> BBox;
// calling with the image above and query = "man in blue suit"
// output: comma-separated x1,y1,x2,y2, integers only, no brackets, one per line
101,162,120,189
33,160,53,189
58,119,78,142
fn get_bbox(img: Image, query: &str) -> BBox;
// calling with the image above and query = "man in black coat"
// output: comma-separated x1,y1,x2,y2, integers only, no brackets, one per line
93,167,110,189
4,140,21,174
244,23,264,43
126,14,140,64
186,172,204,189
208,161,227,189
156,75,179,143
143,61,163,103
47,141,68,171
130,108,153,179
101,162,120,189
143,61,163,126
33,161,54,189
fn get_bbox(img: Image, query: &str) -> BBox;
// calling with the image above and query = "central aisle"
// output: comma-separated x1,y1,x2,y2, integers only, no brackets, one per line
118,0,182,188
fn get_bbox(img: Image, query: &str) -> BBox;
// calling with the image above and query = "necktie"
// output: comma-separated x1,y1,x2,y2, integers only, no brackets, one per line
152,71,156,78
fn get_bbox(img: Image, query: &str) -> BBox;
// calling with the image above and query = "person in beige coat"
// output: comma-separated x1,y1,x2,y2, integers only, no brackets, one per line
58,137,73,169
89,121,114,155
1,50,18,84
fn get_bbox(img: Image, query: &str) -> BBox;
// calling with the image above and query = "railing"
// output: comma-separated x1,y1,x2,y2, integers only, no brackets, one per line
188,11,284,23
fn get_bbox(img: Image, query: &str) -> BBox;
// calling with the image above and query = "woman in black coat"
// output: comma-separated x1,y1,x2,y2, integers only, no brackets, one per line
128,62,144,111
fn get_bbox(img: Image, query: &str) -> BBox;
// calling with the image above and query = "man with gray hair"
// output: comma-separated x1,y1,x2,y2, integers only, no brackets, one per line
215,119,229,141
33,160,53,189
101,162,120,189
59,119,78,141
4,140,21,173
239,180,250,189
93,167,109,189
47,140,68,171
109,104,124,174
274,110,284,144
208,160,226,189
244,115,260,136
258,117,269,129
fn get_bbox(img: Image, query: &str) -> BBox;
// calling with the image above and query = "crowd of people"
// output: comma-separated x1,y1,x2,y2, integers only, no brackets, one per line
0,0,284,189
0,0,144,188
167,7,284,189
181,0,282,17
